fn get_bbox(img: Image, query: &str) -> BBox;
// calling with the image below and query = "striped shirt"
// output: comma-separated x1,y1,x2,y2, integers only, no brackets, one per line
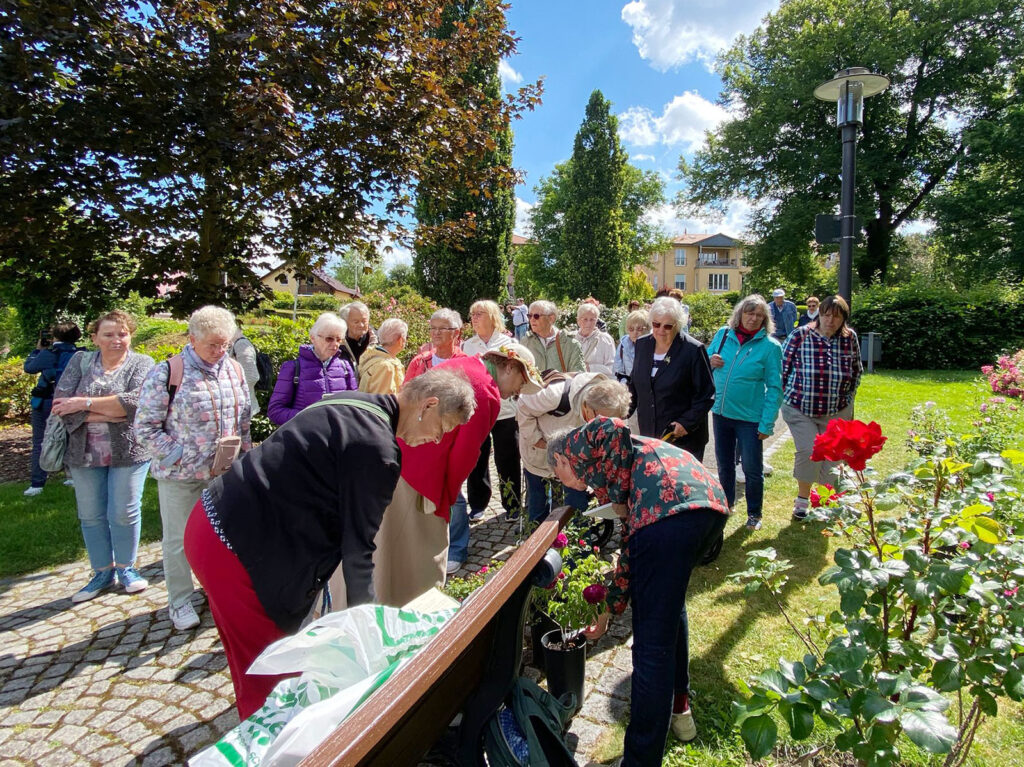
781,325,862,417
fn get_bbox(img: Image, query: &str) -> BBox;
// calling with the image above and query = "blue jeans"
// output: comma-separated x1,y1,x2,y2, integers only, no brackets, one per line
624,509,727,766
29,401,52,487
70,462,150,571
524,470,589,522
448,492,469,565
712,414,764,518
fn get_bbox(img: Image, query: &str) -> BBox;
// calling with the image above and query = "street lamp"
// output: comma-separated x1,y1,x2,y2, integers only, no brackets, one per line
814,67,889,304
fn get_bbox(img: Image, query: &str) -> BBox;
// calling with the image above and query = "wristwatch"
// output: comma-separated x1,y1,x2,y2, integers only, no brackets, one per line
85,398,93,411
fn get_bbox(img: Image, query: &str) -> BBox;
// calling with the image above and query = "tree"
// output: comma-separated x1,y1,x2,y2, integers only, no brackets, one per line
0,0,540,319
928,65,1024,284
412,2,517,314
678,0,1023,287
525,91,665,304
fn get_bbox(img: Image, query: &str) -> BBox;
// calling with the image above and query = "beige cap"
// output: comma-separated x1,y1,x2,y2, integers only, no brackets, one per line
483,342,544,394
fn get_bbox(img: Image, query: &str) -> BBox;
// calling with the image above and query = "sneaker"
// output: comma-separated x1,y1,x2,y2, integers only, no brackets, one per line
792,496,809,521
763,462,774,477
735,466,746,484
170,601,200,630
71,569,116,603
117,566,148,594
63,478,75,487
23,486,44,497
745,515,762,531
446,559,464,576
503,511,520,523
670,708,697,742
468,508,486,522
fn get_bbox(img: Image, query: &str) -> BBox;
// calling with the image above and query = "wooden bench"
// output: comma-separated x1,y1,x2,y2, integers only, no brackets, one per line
300,505,575,767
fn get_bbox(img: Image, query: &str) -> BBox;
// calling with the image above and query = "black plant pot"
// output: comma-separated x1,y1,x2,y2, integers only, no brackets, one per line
530,611,560,671
541,629,587,711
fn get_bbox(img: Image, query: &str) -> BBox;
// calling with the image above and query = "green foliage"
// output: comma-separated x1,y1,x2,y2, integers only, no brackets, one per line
730,418,1024,766
680,0,1024,287
296,294,341,312
0,357,35,422
362,286,440,363
0,306,28,357
1,0,540,317
526,91,666,304
685,292,733,345
851,281,1024,369
544,552,608,645
441,560,506,603
621,267,656,304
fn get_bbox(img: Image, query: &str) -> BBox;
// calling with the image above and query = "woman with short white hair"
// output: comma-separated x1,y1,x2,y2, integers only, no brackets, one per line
358,318,408,395
629,297,715,461
267,312,357,425
575,303,615,376
405,308,466,380
135,305,252,631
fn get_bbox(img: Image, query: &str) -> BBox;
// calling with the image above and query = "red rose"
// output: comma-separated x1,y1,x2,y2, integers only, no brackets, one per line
554,532,568,549
811,419,887,471
583,584,608,605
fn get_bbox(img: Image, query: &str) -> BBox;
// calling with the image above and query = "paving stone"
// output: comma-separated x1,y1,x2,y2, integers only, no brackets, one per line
141,746,176,766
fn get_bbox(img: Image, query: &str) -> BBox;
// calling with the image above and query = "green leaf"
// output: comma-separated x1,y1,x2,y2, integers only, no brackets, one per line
1004,666,1024,701
961,515,1004,544
780,701,815,740
861,692,897,724
958,503,990,519
756,669,789,696
739,713,777,761
804,679,838,701
930,660,961,692
1001,448,1024,466
900,709,957,753
779,658,807,686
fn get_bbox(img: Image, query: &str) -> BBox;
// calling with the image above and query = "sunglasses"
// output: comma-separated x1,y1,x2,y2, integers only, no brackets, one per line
317,335,343,343
651,321,674,330
529,313,550,320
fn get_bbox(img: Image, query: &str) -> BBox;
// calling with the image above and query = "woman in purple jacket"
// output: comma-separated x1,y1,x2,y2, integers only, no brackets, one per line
267,313,358,425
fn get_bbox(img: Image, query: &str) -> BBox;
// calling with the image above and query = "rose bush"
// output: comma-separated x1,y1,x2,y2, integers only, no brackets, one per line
809,418,887,471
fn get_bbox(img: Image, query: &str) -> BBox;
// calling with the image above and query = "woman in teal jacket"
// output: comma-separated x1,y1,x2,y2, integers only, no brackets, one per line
708,295,783,531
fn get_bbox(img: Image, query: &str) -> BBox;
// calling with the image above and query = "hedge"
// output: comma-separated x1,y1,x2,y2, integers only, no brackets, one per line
851,282,1024,370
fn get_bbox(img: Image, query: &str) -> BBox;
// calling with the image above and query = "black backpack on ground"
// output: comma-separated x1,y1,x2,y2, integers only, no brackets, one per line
483,677,578,767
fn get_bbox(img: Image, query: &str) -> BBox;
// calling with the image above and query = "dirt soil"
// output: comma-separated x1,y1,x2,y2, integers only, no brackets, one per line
0,425,33,483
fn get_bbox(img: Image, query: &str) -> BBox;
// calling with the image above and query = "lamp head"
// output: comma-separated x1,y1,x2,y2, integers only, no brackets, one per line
814,67,889,126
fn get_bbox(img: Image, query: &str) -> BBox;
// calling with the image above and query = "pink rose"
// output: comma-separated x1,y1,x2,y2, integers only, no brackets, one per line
554,533,568,549
583,584,608,605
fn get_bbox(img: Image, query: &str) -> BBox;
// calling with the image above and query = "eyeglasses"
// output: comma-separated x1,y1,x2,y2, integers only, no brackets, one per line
318,335,343,343
651,321,674,330
428,326,459,333
529,313,550,320
469,311,486,318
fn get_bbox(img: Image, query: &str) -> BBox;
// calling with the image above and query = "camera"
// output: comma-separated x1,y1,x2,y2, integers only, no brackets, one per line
38,328,52,347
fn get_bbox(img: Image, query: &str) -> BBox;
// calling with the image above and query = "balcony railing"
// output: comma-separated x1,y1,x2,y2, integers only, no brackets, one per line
697,256,739,267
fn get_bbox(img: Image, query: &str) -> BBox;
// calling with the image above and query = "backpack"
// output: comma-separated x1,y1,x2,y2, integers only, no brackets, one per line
484,677,578,767
540,371,575,418
164,354,244,418
230,336,275,392
31,345,82,401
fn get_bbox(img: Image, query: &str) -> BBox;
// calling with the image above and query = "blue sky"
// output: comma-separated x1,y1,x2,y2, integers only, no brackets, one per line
501,0,780,241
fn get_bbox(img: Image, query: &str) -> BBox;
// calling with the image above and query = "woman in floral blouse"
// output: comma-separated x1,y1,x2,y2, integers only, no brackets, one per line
547,417,729,764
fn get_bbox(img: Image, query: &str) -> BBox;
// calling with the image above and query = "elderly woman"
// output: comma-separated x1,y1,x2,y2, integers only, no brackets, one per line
614,309,650,385
51,311,154,602
374,344,543,603
629,296,715,461
134,306,251,631
781,295,862,520
463,299,521,521
406,308,467,379
576,303,616,375
338,301,376,372
267,312,357,425
517,372,629,521
184,368,477,719
357,318,408,395
521,300,584,373
708,295,783,531
548,418,729,760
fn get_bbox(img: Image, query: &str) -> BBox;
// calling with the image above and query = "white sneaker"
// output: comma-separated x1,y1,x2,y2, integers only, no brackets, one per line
735,466,746,484
671,708,697,742
63,478,75,486
446,560,463,575
170,601,200,630
23,486,43,497
763,462,774,477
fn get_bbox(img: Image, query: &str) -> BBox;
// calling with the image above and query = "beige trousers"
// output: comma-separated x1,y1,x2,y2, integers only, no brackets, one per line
782,402,854,485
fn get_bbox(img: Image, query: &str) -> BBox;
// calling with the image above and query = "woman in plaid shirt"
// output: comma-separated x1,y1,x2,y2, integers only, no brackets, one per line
780,295,862,520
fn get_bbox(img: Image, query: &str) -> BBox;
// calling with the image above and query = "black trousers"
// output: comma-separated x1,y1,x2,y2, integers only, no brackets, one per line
467,417,521,514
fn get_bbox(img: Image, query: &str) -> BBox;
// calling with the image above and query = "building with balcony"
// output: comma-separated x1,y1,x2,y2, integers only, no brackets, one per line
641,233,749,295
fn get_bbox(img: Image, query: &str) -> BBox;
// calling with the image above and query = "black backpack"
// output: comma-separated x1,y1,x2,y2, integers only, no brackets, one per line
483,677,578,767
232,336,274,391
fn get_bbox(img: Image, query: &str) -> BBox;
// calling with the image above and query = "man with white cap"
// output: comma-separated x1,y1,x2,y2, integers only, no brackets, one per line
770,289,798,343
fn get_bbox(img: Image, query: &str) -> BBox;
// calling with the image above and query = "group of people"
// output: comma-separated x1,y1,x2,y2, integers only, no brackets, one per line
27,286,862,765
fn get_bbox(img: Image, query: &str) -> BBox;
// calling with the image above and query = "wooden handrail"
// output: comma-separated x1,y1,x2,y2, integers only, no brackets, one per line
301,506,575,767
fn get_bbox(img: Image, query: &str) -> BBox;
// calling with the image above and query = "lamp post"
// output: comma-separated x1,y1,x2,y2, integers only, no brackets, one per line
814,67,889,304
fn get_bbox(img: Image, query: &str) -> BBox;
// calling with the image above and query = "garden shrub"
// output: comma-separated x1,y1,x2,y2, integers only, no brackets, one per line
362,286,439,363
685,292,733,344
851,282,1024,369
0,357,34,421
297,293,341,311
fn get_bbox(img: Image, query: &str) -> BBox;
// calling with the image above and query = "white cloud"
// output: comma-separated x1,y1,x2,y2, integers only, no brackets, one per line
645,198,755,238
621,0,777,71
619,91,731,152
898,219,935,235
379,239,413,269
515,197,534,237
632,153,656,162
499,60,523,91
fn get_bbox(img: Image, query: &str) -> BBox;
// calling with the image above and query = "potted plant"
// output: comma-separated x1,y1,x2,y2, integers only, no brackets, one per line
541,551,608,709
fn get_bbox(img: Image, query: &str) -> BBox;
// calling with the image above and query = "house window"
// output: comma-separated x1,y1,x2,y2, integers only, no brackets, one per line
674,248,686,266
708,273,730,291
674,274,686,290
652,274,659,290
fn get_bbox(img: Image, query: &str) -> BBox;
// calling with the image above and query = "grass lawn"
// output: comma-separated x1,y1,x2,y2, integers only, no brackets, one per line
665,369,1024,766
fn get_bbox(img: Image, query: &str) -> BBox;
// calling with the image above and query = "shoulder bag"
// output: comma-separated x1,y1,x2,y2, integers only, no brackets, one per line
39,353,93,472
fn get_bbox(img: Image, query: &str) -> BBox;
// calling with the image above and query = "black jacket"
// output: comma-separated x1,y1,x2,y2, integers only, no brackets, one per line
629,333,715,458
205,392,401,632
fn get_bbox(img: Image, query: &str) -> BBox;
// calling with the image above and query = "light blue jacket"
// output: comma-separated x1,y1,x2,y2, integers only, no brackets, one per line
708,326,783,435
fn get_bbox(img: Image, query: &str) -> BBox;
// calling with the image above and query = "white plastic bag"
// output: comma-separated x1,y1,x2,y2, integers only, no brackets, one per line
190,603,457,767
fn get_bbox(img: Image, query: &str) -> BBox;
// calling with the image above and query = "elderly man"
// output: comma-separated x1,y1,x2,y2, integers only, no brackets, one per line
339,302,377,372
770,289,798,343
511,298,530,339
521,300,584,373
